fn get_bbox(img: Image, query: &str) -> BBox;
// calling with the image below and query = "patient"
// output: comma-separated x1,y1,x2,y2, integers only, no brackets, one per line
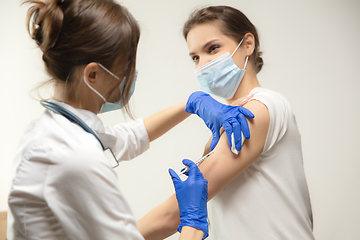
138,5,315,239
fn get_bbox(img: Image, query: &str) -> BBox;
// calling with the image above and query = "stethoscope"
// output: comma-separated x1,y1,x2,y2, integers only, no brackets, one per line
40,100,119,168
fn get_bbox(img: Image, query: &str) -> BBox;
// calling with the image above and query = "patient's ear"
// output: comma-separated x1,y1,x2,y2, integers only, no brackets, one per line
243,33,255,57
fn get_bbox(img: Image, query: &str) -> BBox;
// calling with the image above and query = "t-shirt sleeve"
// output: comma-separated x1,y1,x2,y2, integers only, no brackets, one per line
104,118,150,161
250,88,292,153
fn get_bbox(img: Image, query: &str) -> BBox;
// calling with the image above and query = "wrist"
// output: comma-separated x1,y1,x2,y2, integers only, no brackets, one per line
179,226,206,240
178,218,208,239
185,91,210,114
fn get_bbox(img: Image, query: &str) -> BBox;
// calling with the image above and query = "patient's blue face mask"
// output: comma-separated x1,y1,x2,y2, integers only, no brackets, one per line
84,63,137,114
194,38,248,99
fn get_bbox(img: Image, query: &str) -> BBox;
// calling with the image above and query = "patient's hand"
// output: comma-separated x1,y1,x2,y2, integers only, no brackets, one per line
231,94,254,107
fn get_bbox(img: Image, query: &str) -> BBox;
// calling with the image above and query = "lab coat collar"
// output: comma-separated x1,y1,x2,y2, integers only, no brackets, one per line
49,99,117,150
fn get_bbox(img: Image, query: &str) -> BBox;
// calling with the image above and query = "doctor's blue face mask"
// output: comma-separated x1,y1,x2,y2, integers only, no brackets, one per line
194,38,249,99
83,63,137,113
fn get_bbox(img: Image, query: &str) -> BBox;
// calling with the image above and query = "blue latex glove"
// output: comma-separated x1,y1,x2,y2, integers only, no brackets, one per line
169,159,209,239
186,91,254,151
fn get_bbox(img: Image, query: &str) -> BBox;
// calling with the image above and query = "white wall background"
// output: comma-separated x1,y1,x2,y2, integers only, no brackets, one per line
1,0,359,239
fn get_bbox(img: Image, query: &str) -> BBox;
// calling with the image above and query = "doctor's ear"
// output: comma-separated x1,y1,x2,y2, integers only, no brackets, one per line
83,62,100,84
243,33,255,57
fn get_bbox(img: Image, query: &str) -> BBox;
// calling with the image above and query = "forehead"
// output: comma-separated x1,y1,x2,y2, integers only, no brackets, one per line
186,22,232,52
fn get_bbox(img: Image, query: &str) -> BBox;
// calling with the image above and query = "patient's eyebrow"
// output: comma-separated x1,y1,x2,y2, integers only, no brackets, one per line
189,39,220,56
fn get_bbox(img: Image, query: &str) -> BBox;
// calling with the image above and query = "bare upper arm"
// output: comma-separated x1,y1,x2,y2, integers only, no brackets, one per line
137,100,270,239
199,100,270,199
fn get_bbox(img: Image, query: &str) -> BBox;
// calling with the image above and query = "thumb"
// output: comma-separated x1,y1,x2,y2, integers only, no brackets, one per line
169,168,181,187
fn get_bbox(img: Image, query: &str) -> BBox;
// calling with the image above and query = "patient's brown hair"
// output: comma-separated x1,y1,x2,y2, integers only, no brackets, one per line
183,6,263,73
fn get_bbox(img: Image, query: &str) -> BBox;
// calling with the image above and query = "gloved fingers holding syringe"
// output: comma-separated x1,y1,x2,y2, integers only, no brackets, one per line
179,150,217,176
169,159,209,239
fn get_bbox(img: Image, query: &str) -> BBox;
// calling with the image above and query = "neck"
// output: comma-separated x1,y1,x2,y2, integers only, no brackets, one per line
226,65,260,105
53,82,102,114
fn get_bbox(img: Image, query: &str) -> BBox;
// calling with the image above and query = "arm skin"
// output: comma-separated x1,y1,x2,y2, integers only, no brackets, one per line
179,226,205,240
143,102,191,142
137,100,270,240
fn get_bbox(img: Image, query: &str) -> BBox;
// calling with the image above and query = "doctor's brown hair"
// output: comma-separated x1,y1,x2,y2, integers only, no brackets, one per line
24,0,140,115
183,6,263,73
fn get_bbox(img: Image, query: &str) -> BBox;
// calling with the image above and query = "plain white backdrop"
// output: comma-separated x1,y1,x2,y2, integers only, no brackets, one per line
1,0,359,239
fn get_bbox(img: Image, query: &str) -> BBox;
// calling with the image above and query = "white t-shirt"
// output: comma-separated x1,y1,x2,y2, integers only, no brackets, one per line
208,87,315,239
7,101,150,240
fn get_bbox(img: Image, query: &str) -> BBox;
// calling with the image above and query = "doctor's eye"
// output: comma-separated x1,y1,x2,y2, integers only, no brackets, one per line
209,45,220,53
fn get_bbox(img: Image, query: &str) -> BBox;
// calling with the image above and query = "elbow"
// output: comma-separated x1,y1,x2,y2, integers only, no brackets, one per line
153,207,179,236
164,209,180,232
138,202,180,240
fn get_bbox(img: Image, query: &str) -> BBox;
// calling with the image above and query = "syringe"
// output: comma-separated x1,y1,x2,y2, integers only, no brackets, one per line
179,149,217,176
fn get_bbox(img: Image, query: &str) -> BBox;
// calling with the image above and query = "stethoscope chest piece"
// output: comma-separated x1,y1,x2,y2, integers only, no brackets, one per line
104,148,119,168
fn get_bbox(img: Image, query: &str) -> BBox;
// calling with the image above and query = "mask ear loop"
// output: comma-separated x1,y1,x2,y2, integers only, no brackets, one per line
83,63,122,103
83,72,107,103
243,56,249,70
98,63,120,80
231,38,244,57
230,38,249,70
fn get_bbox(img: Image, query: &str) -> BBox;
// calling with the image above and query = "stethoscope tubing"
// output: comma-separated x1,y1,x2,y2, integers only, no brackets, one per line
40,100,105,150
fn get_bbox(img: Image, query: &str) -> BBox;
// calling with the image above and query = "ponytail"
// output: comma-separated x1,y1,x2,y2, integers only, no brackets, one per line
25,0,65,52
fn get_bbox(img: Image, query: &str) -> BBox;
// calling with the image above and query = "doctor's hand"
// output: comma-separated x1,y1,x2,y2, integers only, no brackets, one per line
186,91,254,151
169,159,209,239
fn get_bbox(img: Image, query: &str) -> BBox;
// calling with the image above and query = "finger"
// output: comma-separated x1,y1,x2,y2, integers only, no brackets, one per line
203,179,209,198
238,106,254,118
231,96,247,106
231,94,254,107
168,168,181,186
232,120,242,151
182,159,197,168
204,178,208,186
210,130,220,150
222,121,233,148
181,159,195,177
238,114,250,139
182,159,199,177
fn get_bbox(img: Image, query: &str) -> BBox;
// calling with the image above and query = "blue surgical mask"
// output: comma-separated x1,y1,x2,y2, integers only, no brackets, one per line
194,38,248,99
84,63,137,113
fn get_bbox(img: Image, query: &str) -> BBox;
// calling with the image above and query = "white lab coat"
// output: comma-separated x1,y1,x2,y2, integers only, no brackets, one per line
7,100,150,240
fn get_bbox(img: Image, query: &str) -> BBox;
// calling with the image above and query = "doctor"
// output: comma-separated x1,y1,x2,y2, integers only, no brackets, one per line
8,0,254,239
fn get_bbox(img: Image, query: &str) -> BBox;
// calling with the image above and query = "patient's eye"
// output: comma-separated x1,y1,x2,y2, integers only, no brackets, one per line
192,55,199,63
209,45,220,53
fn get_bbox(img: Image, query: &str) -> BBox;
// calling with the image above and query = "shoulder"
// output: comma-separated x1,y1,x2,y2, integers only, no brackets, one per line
240,98,270,151
250,87,293,117
249,87,296,151
13,110,118,199
21,110,109,170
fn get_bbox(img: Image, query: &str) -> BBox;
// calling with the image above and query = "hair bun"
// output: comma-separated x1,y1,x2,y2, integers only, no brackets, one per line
25,0,65,52
255,54,264,73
